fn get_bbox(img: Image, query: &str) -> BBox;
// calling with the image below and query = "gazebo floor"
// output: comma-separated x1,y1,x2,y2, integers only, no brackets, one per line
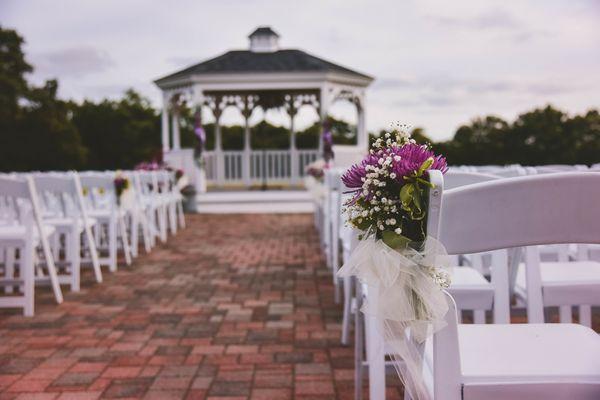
0,214,403,399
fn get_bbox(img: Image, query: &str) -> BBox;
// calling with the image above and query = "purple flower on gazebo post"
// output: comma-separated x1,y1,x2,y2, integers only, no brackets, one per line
194,108,206,158
322,118,334,164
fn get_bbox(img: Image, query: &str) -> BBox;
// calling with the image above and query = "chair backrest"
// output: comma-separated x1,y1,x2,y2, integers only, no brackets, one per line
78,172,118,210
425,170,600,398
32,173,80,216
429,171,600,255
443,171,500,190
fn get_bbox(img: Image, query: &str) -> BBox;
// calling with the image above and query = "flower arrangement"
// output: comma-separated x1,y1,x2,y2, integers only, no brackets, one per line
305,159,328,181
303,159,329,201
174,169,189,191
135,161,165,171
113,175,130,205
342,127,448,249
338,125,451,400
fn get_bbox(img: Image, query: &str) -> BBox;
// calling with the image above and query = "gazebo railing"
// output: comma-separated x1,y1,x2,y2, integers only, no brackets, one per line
202,149,320,187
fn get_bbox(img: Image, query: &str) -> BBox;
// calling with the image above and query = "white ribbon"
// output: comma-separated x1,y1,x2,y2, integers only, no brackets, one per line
304,176,326,202
337,235,451,400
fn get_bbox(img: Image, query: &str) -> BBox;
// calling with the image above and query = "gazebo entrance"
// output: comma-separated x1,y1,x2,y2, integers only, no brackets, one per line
154,26,373,190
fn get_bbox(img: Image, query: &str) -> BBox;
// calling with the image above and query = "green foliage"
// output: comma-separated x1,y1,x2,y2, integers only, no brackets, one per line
71,90,160,169
434,106,600,166
0,26,87,171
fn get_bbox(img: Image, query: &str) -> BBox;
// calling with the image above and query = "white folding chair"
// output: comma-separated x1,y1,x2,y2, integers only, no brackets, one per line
79,173,132,271
33,173,103,291
422,170,600,400
124,171,152,257
138,171,167,243
0,176,63,315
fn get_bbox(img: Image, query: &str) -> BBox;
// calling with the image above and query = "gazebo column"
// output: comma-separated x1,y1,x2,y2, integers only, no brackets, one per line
171,110,181,151
214,113,224,187
161,94,171,154
356,96,367,151
242,101,252,187
288,103,298,186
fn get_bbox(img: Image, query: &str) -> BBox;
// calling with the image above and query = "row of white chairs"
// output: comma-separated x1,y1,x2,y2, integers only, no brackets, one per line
312,165,600,399
0,169,185,316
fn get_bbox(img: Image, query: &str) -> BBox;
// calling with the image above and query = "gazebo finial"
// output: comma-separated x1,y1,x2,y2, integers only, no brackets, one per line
248,26,280,53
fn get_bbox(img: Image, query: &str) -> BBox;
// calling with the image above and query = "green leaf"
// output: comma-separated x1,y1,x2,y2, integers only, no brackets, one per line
400,183,414,207
412,186,422,213
354,218,372,231
382,230,412,249
418,157,434,175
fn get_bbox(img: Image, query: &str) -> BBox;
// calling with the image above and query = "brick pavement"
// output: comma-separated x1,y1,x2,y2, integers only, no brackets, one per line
0,214,403,399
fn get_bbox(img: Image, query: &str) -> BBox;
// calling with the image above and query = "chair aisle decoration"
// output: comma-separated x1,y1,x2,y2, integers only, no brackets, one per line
337,128,451,400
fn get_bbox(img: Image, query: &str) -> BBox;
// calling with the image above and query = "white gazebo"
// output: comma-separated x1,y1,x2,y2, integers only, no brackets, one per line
154,26,373,189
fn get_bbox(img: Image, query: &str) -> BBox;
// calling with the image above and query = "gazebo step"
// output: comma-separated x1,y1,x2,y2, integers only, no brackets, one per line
196,190,314,214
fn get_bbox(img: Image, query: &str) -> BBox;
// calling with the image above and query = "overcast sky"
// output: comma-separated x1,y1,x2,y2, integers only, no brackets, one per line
2,0,599,140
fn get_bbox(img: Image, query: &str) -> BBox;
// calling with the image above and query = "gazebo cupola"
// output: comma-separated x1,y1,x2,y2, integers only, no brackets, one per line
154,26,374,189
249,26,280,52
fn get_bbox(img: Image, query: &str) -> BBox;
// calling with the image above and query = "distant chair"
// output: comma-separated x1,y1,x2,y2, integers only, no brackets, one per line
78,173,132,271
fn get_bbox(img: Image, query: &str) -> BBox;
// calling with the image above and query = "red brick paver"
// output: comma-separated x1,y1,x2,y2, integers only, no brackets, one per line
0,214,400,399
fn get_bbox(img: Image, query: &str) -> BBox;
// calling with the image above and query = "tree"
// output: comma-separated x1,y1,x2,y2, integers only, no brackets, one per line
0,26,31,121
71,90,160,169
12,80,87,170
0,27,87,171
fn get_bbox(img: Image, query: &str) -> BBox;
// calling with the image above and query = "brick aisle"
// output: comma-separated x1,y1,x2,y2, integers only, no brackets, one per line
0,214,403,400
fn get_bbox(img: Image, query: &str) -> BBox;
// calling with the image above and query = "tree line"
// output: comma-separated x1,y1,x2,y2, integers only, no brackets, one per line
1,26,598,172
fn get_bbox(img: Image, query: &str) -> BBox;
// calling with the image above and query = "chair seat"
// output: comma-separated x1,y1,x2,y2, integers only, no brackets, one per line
87,209,127,220
425,323,600,400
516,261,600,305
448,267,494,310
0,225,55,245
45,217,97,233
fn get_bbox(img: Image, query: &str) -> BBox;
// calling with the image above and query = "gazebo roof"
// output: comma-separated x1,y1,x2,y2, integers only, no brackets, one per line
154,27,373,89
155,49,373,85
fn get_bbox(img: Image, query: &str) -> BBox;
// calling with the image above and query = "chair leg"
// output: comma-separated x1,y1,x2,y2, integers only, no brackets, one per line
84,224,102,283
40,232,63,304
69,227,80,292
177,201,185,228
579,305,592,327
156,207,167,243
355,282,364,400
341,276,352,345
118,216,132,266
169,203,177,234
130,212,139,258
365,286,386,400
559,305,572,323
140,213,151,253
5,247,15,294
23,241,35,317
108,220,117,272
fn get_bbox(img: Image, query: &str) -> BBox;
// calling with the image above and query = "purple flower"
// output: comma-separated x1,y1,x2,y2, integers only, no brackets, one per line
389,143,448,178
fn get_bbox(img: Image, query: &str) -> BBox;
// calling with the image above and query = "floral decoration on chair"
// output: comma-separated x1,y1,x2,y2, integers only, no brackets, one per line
338,125,451,400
